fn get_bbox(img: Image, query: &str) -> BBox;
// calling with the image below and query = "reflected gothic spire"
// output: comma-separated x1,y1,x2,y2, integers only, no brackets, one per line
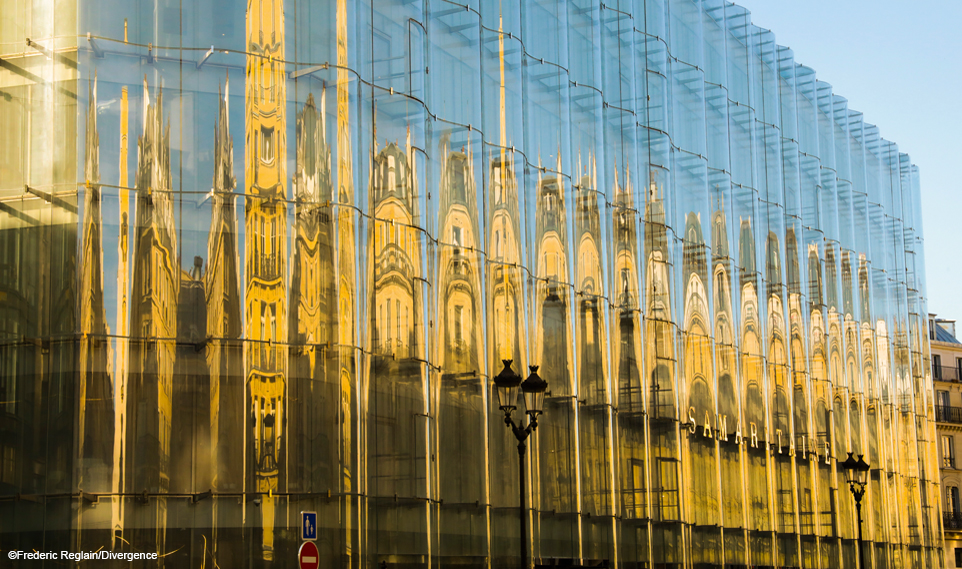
205,80,244,565
77,79,114,548
244,0,289,558
123,78,178,559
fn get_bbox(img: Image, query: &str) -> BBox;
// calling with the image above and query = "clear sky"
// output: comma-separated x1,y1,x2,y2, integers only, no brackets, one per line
733,0,962,322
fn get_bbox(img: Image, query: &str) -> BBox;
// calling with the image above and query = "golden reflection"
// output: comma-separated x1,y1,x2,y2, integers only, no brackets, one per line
367,125,429,554
534,157,573,395
785,227,815,538
533,155,578,525
111,84,129,549
574,156,614,548
766,231,797,547
438,138,483,376
245,0,289,557
0,1,943,564
738,218,771,536
712,191,745,544
644,169,679,527
205,82,244,564
611,167,646,527
335,0,358,560
807,242,834,538
611,168,642,414
291,92,333,379
487,151,525,370
124,80,178,558
489,5,525,371
369,138,422,362
574,156,608,405
78,78,114,549
644,170,675,422
436,135,488,556
681,211,718,529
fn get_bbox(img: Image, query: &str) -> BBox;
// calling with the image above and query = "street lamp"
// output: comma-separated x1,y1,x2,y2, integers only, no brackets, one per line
493,359,548,569
842,452,871,569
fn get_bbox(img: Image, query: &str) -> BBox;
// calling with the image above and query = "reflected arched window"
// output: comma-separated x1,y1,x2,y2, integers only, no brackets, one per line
260,126,274,164
269,303,276,366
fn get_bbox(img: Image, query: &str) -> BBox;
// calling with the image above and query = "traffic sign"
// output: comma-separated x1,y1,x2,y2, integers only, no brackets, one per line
301,511,317,541
298,540,319,569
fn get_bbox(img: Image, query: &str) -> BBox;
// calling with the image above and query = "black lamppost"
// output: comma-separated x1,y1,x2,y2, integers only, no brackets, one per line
842,452,871,569
493,359,548,569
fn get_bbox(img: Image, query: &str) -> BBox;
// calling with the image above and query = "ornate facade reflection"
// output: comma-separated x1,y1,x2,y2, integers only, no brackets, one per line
124,80,178,560
0,0,941,567
244,0,289,559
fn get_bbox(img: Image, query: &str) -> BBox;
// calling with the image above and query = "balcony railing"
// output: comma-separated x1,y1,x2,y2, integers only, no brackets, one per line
934,364,962,382
945,512,962,531
936,405,962,424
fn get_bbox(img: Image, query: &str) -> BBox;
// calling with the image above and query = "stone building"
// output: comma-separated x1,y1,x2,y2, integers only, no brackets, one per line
931,313,962,567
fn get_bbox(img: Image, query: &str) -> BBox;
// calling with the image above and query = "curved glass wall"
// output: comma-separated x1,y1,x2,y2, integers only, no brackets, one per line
0,0,940,567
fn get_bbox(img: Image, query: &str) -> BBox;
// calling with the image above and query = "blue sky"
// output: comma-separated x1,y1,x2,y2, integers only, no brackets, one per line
734,0,962,323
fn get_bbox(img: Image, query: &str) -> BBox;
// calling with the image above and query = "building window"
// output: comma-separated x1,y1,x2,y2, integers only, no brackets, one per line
955,548,962,567
454,305,464,348
260,126,274,164
265,62,274,102
934,354,943,380
396,300,402,350
944,435,955,469
260,303,268,365
268,303,276,367
951,486,961,516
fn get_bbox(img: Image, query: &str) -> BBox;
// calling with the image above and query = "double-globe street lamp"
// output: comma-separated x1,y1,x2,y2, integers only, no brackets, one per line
842,452,871,569
493,359,548,569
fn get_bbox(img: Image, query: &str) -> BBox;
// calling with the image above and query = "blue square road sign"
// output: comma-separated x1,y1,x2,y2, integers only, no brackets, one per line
301,511,317,541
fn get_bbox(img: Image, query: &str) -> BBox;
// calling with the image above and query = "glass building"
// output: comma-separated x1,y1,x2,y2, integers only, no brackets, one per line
0,0,940,567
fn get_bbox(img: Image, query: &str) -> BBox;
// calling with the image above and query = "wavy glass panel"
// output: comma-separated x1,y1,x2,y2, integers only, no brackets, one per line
0,0,938,566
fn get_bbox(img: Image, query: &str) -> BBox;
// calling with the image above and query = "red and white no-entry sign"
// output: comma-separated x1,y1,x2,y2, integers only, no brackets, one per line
298,540,319,569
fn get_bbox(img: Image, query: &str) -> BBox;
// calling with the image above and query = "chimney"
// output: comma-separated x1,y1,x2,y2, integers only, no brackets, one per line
190,256,204,281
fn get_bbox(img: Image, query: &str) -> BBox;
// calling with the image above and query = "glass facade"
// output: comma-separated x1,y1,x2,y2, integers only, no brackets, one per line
0,0,940,567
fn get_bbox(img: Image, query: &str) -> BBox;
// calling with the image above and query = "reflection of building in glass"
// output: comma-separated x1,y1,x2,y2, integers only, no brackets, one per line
437,140,483,377
486,151,525,373
0,0,942,567
681,207,717,535
77,78,114,550
204,83,245,566
611,170,643,417
436,138,488,558
111,85,130,548
334,0,360,559
244,0,289,559
644,168,682,550
574,160,608,405
288,91,341,562
534,159,573,393
367,133,429,554
123,81,178,557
